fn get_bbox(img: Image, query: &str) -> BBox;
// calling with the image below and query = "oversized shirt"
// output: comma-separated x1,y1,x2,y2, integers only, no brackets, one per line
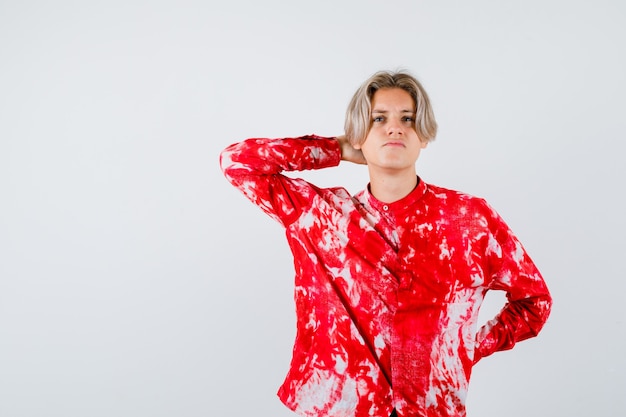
219,135,552,417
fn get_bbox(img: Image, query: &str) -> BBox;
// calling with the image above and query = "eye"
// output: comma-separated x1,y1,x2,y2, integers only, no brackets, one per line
402,116,415,123
372,116,384,123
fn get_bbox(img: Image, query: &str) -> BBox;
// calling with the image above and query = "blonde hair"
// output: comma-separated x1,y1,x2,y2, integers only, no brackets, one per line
344,70,437,146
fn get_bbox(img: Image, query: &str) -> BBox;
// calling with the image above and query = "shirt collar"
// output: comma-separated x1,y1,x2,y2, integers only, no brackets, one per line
365,176,428,212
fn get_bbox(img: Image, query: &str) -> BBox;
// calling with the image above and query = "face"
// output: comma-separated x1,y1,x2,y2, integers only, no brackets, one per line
355,87,427,175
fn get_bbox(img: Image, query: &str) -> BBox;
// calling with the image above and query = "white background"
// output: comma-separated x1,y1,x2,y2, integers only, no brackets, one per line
1,1,625,416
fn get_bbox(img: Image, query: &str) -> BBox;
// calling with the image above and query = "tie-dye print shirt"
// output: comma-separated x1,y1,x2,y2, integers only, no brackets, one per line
219,136,552,417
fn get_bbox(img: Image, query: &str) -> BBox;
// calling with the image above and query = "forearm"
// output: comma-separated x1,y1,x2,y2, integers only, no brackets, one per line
220,135,341,176
474,291,552,362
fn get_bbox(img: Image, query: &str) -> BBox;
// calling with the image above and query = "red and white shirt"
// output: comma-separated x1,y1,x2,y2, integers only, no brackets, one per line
220,135,552,417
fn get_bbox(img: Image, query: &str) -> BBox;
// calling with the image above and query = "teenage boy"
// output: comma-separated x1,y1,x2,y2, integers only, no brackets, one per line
220,70,552,417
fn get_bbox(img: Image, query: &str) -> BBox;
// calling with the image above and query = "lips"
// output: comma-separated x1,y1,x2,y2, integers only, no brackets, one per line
383,141,405,147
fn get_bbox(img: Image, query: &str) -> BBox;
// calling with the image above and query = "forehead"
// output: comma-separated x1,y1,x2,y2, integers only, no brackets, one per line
371,87,415,110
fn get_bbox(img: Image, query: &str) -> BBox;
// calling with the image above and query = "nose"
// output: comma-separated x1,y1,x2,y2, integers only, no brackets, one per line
386,119,404,136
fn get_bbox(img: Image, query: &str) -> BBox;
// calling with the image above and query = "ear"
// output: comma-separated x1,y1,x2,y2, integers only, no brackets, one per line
420,140,428,149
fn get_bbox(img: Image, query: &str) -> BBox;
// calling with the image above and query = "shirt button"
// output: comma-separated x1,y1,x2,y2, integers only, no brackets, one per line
383,205,389,211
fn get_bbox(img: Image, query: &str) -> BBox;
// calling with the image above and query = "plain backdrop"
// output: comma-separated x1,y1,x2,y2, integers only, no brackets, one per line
1,1,625,416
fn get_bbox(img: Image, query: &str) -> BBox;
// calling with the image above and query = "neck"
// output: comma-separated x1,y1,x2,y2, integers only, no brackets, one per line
368,168,418,204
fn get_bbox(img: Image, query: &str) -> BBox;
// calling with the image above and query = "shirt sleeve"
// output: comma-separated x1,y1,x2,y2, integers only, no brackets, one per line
473,202,553,363
219,135,341,226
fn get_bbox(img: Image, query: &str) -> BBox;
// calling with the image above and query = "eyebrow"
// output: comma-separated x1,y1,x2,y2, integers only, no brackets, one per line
371,109,416,114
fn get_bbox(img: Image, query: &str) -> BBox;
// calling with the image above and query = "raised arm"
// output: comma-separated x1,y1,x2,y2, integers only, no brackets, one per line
473,205,553,363
219,135,342,225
